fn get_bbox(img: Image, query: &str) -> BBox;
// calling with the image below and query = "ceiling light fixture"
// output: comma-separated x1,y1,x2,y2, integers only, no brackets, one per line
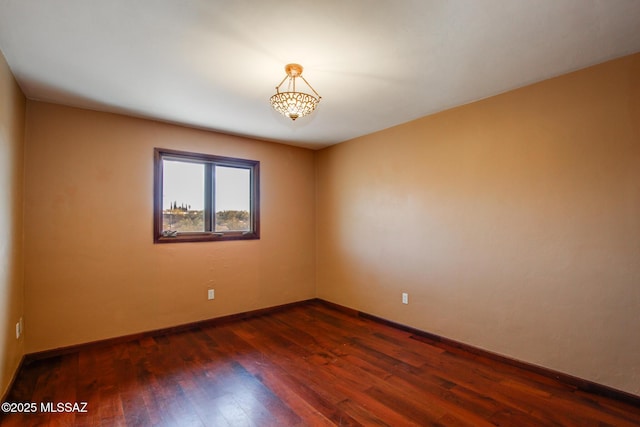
270,63,321,121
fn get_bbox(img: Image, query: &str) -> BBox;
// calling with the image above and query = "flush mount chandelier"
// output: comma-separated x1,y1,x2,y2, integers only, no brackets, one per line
270,63,321,121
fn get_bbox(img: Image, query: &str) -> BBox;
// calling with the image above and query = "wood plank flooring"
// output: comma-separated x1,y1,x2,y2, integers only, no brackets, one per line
2,300,639,426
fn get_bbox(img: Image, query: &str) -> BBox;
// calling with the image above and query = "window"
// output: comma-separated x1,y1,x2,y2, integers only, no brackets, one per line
154,148,260,243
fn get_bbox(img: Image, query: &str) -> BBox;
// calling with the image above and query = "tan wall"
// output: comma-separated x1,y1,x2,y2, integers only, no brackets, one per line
23,102,316,353
0,50,26,397
316,53,640,395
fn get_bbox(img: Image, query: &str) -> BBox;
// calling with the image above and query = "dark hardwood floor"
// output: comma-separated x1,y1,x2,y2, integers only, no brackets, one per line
2,300,639,426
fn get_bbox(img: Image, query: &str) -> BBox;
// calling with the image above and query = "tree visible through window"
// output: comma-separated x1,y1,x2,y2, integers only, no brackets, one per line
154,148,259,243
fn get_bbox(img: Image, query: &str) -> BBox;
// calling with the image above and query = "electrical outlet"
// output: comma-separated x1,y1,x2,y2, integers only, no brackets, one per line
402,293,409,304
15,317,22,339
207,289,215,300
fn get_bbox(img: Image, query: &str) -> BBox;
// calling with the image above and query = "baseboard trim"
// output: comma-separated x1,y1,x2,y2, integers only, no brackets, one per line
1,355,25,403
24,299,315,363
316,299,640,408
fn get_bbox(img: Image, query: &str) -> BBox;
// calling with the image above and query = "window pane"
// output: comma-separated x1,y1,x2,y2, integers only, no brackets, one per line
215,166,250,232
162,160,205,232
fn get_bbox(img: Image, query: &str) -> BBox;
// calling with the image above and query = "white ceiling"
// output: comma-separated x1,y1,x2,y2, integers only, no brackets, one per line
1,1,639,149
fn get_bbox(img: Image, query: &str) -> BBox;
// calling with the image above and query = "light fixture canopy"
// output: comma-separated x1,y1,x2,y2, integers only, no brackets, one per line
270,63,321,121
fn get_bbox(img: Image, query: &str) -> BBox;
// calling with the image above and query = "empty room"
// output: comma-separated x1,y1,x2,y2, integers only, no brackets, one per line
1,1,639,425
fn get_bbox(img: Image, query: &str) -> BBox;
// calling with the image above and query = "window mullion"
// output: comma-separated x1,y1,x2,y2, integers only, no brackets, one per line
204,163,214,232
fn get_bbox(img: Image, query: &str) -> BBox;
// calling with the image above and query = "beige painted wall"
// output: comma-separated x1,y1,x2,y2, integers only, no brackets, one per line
0,50,26,397
24,102,316,353
316,53,640,395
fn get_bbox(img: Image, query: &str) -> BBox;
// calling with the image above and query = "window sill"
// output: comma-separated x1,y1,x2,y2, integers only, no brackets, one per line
154,231,259,244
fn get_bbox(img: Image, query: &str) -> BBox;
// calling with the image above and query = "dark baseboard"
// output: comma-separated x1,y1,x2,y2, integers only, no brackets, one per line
315,298,640,408
1,355,25,403
24,299,315,364
314,298,360,316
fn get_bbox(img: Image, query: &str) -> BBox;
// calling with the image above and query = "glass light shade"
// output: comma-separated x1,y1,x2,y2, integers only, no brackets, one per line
270,91,319,121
